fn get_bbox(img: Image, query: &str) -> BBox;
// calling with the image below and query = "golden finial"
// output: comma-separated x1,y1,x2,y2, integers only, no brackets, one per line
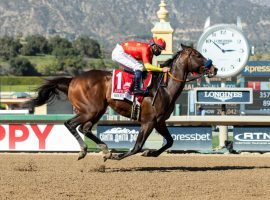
157,0,169,22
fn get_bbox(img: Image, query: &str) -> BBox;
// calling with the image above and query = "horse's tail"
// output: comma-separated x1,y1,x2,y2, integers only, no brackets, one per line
27,77,72,107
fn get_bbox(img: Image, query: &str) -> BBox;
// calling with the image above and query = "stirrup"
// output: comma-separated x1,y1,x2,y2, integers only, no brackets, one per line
133,89,145,95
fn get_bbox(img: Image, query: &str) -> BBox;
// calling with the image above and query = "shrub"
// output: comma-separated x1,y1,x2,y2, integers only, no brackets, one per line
9,57,40,76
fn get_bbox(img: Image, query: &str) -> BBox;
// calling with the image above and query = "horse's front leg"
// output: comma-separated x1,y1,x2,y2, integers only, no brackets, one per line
141,121,173,157
109,122,154,160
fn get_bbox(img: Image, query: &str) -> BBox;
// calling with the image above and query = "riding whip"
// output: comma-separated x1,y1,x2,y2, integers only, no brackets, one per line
152,73,165,106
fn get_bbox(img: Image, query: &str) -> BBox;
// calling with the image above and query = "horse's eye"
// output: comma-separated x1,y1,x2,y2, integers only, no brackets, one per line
197,54,202,58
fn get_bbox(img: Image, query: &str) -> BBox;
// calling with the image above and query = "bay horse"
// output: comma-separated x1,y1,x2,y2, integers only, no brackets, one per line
28,44,217,161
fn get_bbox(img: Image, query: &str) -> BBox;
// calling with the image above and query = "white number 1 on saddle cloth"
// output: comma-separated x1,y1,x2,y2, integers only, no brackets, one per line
111,69,135,102
111,69,152,102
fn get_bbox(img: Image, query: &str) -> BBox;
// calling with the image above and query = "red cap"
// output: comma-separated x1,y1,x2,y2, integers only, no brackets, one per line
149,37,166,50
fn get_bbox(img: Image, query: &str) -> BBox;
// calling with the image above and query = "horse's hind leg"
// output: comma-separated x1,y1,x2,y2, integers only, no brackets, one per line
79,121,112,161
64,115,88,160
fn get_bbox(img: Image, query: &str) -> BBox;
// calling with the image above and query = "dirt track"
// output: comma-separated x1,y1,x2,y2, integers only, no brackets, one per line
0,153,270,200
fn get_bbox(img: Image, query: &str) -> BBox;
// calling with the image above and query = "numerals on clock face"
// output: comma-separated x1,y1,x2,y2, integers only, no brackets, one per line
198,26,249,78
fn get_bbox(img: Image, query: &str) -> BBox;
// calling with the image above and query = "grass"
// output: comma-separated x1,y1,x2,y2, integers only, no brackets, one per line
0,85,38,92
0,58,9,67
0,55,58,76
1,55,58,67
20,55,58,75
20,55,57,67
212,134,234,149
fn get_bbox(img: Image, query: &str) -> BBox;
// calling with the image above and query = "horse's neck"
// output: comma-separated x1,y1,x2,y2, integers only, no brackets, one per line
165,67,187,104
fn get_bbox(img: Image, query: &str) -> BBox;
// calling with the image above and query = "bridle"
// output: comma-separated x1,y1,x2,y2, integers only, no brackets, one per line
167,49,212,83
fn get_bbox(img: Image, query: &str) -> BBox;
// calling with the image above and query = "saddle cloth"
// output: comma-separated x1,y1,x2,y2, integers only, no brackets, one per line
111,69,152,102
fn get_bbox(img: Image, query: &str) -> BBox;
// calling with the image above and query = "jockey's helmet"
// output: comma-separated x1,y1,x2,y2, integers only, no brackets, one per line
149,37,166,50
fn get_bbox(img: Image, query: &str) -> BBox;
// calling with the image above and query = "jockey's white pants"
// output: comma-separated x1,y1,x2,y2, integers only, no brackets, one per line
112,44,144,72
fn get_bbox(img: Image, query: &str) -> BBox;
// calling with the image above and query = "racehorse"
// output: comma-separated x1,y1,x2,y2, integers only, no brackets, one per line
27,44,217,161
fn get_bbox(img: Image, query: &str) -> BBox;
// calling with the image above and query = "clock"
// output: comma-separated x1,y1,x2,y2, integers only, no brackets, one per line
197,24,250,78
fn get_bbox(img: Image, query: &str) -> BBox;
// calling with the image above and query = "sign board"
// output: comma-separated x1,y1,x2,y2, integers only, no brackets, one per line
97,125,139,150
167,126,212,151
245,90,270,113
234,126,270,151
198,104,240,115
242,61,270,77
0,124,80,151
194,87,253,104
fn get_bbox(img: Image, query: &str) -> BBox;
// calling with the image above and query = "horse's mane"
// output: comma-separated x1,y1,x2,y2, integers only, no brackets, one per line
160,50,182,68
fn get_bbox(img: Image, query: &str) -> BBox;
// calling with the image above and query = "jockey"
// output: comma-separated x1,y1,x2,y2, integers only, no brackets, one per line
112,37,170,95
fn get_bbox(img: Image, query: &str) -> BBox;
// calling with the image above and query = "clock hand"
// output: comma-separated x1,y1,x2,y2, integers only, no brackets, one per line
212,41,225,53
224,49,236,52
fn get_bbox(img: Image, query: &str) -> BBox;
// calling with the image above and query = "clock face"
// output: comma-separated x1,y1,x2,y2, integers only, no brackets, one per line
197,24,250,78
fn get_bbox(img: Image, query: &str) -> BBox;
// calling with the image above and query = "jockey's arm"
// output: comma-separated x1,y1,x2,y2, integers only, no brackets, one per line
144,63,163,72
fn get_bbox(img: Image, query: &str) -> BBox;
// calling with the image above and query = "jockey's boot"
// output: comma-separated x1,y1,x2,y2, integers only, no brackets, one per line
133,70,145,95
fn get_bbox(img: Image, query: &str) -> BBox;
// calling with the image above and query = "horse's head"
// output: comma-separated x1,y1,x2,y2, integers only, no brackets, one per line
180,44,218,78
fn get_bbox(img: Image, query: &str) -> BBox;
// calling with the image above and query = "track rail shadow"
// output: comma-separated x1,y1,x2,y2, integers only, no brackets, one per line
106,166,270,173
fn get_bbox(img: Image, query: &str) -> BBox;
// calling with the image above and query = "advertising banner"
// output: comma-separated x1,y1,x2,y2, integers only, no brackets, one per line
97,125,139,150
167,126,212,151
194,87,253,104
234,126,270,151
242,61,270,77
0,124,81,151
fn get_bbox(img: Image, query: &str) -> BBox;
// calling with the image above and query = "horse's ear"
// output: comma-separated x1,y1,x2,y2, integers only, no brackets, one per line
181,43,188,49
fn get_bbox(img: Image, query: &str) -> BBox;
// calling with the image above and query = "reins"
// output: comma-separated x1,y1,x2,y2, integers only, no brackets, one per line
168,71,203,83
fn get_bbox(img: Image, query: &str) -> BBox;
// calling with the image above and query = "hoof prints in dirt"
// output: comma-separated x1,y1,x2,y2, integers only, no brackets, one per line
14,161,38,172
81,164,106,173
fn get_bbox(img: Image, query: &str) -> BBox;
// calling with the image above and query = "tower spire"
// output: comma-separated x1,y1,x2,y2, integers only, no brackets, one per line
151,0,174,55
157,0,169,22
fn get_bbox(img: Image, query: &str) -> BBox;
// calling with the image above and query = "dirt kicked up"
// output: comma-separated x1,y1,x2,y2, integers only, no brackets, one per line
0,153,270,200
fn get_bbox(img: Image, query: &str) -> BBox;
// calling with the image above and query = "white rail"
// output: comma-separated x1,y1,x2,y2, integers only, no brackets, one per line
166,116,269,126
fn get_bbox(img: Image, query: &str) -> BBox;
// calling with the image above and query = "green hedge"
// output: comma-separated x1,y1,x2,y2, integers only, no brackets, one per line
0,76,45,85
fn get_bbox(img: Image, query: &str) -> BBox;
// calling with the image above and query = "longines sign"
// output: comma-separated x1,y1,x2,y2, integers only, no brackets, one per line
194,88,253,104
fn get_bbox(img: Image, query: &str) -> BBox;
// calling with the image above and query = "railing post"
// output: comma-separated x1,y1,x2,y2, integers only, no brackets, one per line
219,80,228,148
219,104,228,148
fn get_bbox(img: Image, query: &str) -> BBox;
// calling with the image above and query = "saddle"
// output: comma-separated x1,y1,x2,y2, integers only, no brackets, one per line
111,69,152,103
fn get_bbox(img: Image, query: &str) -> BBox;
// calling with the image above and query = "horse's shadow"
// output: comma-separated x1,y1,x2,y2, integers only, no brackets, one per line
106,166,270,173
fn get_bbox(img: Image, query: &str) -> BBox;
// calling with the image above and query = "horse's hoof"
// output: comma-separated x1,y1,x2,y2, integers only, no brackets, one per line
99,144,109,153
78,151,87,160
106,153,122,161
77,147,87,160
103,152,112,162
141,150,151,157
141,150,158,157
